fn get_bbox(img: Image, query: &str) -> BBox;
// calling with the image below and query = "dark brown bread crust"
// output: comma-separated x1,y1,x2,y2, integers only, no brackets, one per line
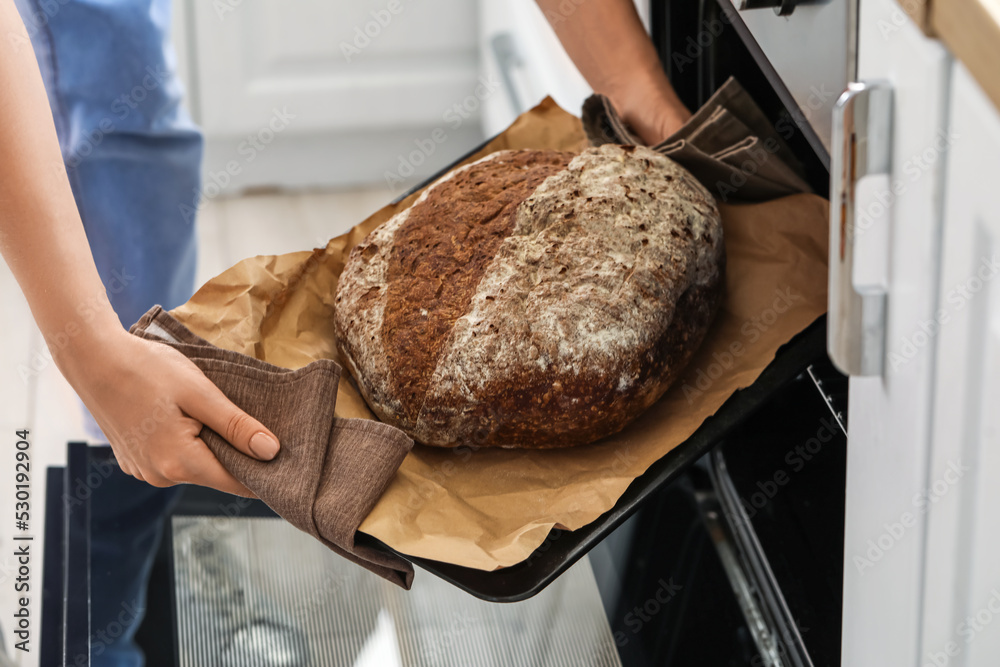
381,151,574,422
335,145,725,449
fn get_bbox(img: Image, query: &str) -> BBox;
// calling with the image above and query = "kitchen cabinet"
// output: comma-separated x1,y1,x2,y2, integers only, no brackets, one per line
843,1,1000,664
920,61,1000,667
840,0,952,664
176,0,484,192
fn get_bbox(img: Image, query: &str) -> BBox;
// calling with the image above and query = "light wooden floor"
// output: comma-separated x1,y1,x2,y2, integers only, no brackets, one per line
0,187,394,665
196,188,396,283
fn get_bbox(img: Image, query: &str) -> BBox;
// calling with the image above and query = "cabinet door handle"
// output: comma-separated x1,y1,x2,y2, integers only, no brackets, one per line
828,81,893,377
490,32,525,116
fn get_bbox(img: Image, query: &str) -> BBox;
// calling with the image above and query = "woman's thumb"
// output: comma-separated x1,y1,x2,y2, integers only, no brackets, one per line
184,380,280,460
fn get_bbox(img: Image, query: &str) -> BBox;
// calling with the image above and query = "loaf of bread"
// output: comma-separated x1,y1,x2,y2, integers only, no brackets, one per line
335,144,725,448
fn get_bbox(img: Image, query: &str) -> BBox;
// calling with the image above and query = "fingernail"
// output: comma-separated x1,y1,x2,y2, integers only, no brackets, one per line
249,432,280,460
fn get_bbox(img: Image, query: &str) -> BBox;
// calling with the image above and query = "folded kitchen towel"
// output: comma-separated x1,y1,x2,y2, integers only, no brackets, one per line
581,76,812,202
129,306,415,589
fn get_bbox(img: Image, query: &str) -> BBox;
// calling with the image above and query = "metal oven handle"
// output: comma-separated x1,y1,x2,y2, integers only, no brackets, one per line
828,81,893,377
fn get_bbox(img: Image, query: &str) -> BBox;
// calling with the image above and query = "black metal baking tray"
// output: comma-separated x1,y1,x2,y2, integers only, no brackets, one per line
361,316,828,602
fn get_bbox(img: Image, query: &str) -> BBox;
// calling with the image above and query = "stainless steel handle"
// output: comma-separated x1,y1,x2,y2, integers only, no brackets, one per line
828,81,893,377
738,0,798,16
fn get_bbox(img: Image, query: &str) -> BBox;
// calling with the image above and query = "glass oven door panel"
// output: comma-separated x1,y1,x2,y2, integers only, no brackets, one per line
722,0,853,155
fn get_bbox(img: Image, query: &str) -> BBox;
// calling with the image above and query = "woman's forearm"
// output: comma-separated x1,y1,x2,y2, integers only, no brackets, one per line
0,0,122,371
536,0,690,143
1,0,281,493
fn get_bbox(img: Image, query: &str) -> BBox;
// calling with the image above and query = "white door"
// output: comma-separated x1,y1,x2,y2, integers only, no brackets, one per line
838,0,952,664
919,62,1000,667
179,0,484,192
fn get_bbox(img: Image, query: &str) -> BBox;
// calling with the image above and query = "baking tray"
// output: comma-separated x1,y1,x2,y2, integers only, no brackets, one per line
366,317,827,602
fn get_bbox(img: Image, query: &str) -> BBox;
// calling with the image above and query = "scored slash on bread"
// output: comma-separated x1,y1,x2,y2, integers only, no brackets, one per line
335,144,725,449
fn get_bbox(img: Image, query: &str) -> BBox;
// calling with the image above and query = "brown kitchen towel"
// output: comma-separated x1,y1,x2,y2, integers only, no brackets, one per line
129,305,416,589
581,76,811,201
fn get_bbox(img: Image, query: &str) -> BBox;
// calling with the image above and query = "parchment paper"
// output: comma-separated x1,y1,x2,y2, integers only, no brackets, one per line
172,97,829,571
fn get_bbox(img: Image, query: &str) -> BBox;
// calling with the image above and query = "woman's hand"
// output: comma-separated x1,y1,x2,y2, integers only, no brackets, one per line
61,328,280,497
536,0,691,145
609,73,693,146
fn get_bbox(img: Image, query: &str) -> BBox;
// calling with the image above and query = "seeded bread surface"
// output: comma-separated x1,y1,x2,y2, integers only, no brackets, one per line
335,145,725,448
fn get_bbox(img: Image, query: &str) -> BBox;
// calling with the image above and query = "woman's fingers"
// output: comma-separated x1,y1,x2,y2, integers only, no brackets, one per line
180,375,280,462
119,426,258,498
163,441,258,498
68,337,273,498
